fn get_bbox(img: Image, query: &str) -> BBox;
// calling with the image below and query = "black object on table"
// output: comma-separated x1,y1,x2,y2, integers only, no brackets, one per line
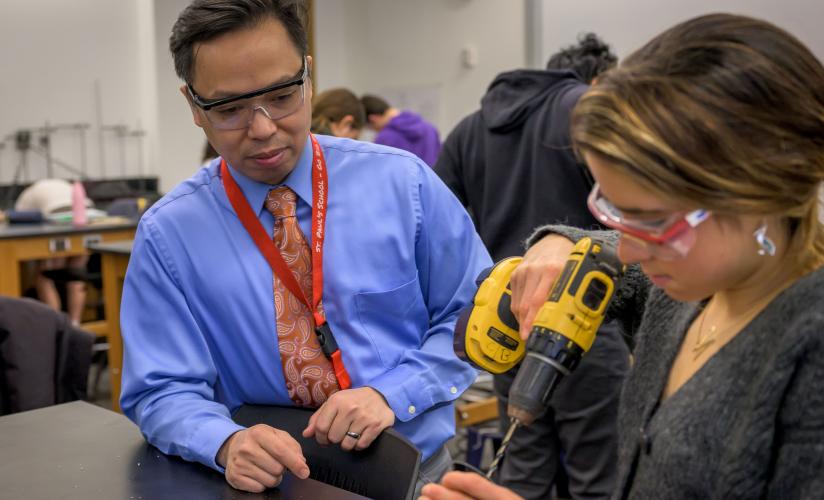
0,401,371,500
234,405,422,500
4,210,44,224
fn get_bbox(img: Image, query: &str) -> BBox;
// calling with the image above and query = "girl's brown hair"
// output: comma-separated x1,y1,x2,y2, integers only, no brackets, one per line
571,13,824,269
311,88,365,136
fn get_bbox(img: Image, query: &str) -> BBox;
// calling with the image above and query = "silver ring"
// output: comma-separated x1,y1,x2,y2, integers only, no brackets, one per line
345,431,361,440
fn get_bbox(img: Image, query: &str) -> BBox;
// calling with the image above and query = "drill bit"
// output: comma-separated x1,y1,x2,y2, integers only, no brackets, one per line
485,418,521,479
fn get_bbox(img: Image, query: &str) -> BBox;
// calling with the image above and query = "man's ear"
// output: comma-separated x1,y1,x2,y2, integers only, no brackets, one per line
305,55,314,102
180,84,204,128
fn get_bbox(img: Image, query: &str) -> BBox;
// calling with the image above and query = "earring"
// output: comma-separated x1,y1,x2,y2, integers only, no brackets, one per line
753,221,776,256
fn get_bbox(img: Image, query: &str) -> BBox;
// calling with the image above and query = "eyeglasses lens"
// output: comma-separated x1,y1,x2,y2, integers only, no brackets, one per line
205,82,305,130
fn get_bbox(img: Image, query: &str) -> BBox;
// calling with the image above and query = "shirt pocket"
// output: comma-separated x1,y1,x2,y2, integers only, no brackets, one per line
354,274,428,370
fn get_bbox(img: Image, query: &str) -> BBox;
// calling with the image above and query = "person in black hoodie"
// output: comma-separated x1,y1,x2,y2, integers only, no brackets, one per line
435,34,625,499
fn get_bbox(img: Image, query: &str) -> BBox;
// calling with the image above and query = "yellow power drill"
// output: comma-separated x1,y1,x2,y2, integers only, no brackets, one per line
453,237,624,478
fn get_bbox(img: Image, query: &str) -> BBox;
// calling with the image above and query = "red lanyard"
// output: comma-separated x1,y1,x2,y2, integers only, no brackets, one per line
221,134,351,389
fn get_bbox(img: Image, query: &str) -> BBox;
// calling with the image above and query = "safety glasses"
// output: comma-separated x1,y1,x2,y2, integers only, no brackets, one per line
187,57,307,130
587,183,711,260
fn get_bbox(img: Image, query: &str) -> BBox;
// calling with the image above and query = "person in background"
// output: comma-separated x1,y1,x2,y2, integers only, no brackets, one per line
310,87,365,139
120,0,490,496
434,34,622,500
14,178,93,325
423,12,824,500
361,95,441,166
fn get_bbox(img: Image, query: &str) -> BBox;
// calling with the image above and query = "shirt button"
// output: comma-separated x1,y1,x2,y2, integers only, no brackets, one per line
450,386,458,394
408,405,416,414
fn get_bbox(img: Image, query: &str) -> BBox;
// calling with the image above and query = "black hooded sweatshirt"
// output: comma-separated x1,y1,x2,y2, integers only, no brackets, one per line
434,68,600,260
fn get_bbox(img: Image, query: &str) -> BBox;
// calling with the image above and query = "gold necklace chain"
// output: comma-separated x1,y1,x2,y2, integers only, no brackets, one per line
692,295,776,361
691,257,801,362
693,308,718,360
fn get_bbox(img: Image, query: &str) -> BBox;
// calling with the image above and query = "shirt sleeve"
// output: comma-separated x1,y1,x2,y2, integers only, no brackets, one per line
119,217,244,471
366,163,492,422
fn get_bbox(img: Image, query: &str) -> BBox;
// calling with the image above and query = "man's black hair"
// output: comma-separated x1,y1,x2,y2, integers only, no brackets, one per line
170,0,308,84
546,33,617,82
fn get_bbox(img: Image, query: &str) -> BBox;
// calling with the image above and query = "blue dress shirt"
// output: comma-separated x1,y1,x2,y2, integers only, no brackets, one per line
120,135,492,470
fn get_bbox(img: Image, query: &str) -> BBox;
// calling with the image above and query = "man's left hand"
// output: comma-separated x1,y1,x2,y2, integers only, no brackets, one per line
302,387,395,451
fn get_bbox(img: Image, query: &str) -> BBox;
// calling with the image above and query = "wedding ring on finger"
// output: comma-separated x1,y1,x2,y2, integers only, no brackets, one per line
345,431,361,440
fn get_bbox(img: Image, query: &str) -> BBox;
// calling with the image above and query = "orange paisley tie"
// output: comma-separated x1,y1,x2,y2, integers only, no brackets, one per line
265,186,339,407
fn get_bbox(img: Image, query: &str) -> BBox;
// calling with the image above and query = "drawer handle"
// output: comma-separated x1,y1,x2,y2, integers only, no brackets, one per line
48,237,71,253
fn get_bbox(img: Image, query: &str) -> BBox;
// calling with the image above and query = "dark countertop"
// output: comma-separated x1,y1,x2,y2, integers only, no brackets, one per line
0,402,370,500
0,219,137,240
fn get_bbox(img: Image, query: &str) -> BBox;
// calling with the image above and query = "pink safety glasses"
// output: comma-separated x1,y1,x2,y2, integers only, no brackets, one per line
587,183,711,260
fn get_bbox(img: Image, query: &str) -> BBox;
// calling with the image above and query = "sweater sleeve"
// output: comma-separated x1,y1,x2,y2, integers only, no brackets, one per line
765,319,824,498
526,224,651,343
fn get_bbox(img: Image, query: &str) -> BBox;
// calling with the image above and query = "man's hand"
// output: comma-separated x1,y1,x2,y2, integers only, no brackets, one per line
303,387,395,451
509,234,574,340
419,471,524,500
217,424,309,493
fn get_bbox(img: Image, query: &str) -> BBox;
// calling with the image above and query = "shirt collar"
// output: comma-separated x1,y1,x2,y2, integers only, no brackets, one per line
225,135,314,214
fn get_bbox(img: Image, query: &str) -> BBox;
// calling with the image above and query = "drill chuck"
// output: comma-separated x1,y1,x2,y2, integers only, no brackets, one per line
507,328,585,425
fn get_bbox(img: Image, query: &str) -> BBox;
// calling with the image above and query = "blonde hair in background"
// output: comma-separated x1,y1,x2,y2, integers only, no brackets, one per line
571,13,824,272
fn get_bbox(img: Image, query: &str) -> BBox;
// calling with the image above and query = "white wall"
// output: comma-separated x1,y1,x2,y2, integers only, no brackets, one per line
153,0,207,192
0,0,157,184
314,0,527,135
540,0,824,65
6,1,823,192
313,0,362,90
137,0,160,181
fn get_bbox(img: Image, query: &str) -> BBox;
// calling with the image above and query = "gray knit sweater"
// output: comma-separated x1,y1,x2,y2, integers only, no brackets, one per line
528,226,824,499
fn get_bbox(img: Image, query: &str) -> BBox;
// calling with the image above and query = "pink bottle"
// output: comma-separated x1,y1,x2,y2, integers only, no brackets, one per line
72,180,87,226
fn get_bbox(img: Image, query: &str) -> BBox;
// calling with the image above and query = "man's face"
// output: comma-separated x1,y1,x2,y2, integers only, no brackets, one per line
182,17,312,184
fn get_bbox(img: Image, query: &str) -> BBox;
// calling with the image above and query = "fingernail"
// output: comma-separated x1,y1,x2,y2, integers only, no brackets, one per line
299,467,310,479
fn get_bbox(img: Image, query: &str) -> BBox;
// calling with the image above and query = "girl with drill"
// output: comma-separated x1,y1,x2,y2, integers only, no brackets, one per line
422,12,824,500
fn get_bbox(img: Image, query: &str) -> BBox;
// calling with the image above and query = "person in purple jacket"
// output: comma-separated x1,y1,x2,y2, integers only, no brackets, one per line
361,95,441,166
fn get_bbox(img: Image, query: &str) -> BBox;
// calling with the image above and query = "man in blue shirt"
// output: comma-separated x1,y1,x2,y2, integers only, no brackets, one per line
119,0,490,495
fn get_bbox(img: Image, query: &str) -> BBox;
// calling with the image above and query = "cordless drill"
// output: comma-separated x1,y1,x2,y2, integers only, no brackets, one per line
454,237,624,478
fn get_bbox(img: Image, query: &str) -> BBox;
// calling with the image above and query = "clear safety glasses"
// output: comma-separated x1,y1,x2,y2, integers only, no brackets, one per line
187,58,307,130
587,183,711,260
